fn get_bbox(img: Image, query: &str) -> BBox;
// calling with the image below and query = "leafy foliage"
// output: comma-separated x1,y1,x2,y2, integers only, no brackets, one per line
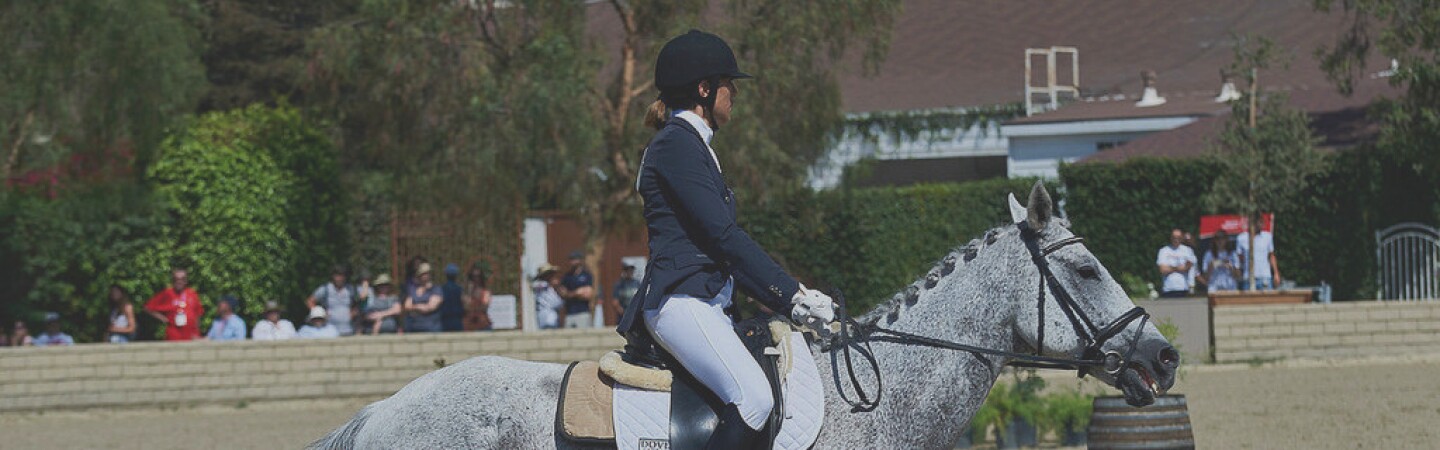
145,104,344,326
1059,159,1222,293
0,183,172,342
843,104,1026,146
1315,0,1440,223
745,177,1056,312
0,0,206,181
1061,149,1433,301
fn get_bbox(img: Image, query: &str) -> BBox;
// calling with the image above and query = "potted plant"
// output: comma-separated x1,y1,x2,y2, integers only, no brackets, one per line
1040,389,1093,446
956,402,997,448
990,373,1044,448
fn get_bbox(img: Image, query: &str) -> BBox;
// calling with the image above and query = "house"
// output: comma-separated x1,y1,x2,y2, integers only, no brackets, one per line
819,0,1392,186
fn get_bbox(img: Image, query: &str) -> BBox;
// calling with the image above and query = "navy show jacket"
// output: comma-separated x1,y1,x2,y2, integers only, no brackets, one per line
615,116,800,335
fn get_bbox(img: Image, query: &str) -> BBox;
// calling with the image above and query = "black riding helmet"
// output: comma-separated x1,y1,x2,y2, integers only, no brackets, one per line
655,30,750,121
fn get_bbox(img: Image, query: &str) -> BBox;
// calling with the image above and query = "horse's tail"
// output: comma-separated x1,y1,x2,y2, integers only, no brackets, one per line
308,404,374,450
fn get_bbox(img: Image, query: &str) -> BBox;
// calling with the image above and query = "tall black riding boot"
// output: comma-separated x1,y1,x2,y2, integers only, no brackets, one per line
704,404,764,450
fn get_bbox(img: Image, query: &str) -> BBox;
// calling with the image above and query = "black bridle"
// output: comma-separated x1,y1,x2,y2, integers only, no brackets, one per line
821,221,1151,412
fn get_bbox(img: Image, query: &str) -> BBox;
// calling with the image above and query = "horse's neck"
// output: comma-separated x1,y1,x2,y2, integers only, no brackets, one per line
811,276,1014,448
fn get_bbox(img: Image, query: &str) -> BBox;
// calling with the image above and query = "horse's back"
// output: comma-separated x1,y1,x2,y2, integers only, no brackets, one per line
312,355,585,449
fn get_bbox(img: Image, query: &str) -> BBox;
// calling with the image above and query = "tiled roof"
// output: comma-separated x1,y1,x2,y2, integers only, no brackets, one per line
1079,78,1396,163
836,0,1367,113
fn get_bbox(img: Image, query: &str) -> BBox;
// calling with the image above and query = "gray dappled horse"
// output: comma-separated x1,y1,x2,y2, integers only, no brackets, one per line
311,183,1179,449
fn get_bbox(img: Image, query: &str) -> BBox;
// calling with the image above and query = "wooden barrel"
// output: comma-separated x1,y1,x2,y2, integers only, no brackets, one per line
1087,395,1195,450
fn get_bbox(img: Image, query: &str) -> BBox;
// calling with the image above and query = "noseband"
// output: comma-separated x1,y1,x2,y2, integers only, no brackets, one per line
1013,221,1150,375
823,221,1151,412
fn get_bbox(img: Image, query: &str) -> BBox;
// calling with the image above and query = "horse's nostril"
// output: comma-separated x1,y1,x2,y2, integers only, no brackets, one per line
1158,347,1180,367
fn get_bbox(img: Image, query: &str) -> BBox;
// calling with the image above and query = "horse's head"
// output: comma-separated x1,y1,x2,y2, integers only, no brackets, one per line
1004,182,1179,406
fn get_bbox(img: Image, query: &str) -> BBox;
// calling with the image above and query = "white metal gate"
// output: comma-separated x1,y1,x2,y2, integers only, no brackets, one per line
1376,222,1440,300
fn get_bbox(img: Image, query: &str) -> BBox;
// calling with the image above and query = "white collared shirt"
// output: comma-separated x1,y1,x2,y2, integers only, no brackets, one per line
673,110,722,173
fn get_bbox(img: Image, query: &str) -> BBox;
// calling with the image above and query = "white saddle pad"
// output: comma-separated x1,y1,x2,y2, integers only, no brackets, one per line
612,332,825,450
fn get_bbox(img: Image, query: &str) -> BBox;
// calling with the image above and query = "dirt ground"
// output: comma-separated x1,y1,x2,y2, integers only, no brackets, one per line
2,356,1437,449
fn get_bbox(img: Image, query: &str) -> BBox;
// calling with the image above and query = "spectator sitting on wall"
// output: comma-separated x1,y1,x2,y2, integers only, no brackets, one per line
205,295,247,341
298,306,340,339
1156,228,1197,298
252,301,296,341
533,264,563,329
463,264,492,331
32,313,74,346
1199,231,1242,292
106,284,137,344
403,263,443,333
558,251,596,328
144,267,205,341
612,264,640,316
440,263,465,332
363,274,403,334
9,320,33,346
1235,229,1281,291
305,265,358,337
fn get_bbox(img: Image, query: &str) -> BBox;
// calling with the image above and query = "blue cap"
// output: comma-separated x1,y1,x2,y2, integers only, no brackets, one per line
220,295,240,311
445,263,460,276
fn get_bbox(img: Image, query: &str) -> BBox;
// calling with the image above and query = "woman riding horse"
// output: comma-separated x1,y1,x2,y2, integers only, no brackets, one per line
614,29,837,449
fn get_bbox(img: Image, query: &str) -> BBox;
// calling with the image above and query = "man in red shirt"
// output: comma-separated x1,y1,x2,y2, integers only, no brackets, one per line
144,268,204,341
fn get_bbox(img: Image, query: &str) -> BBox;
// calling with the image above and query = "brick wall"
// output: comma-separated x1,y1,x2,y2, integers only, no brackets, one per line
1212,301,1440,363
0,329,623,413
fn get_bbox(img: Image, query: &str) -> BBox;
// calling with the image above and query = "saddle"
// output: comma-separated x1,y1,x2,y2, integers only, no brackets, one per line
556,316,825,450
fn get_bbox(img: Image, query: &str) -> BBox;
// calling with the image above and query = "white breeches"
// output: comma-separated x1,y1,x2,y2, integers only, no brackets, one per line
644,280,773,430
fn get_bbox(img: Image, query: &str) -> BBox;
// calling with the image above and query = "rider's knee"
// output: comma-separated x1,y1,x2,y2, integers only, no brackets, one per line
737,391,774,429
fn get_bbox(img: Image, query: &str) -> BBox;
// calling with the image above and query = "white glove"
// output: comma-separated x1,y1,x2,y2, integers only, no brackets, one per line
790,285,836,330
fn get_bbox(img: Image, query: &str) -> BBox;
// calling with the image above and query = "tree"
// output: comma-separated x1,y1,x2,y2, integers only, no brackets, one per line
303,0,902,295
0,0,207,184
1314,0,1440,220
1204,36,1326,289
197,0,356,112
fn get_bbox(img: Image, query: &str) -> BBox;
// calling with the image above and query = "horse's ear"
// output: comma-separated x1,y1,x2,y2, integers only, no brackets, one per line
1026,181,1053,230
1008,193,1027,224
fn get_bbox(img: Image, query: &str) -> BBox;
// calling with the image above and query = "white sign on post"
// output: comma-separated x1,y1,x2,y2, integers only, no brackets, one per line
488,294,518,330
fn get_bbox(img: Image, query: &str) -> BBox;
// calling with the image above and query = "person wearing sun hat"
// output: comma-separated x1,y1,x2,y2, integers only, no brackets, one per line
531,263,563,329
403,263,444,332
251,300,296,341
362,273,403,334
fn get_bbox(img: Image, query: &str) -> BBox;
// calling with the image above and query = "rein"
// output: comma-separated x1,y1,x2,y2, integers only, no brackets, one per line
821,222,1150,413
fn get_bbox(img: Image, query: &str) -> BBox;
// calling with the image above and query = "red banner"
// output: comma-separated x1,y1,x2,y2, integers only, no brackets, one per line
1199,214,1273,238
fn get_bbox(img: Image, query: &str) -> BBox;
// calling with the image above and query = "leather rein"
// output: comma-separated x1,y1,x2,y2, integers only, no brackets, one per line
821,221,1150,412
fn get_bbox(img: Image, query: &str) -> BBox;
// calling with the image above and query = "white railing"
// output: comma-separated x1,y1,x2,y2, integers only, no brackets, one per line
1375,222,1440,300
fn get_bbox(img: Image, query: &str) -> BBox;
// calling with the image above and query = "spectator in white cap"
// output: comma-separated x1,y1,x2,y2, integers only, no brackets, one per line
252,300,297,341
298,306,340,339
32,313,74,346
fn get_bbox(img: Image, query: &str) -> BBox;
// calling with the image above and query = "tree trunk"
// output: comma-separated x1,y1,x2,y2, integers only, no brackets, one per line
3,110,35,184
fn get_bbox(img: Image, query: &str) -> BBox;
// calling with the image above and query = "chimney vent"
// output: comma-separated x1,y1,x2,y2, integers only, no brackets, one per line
1135,70,1166,107
1215,68,1242,102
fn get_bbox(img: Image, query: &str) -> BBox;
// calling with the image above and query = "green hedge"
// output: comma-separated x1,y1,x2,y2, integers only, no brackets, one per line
1060,149,1438,301
0,183,173,342
745,178,1057,312
0,104,346,341
145,103,347,326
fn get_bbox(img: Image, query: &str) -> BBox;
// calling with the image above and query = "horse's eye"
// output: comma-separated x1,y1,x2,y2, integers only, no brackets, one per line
1077,265,1100,280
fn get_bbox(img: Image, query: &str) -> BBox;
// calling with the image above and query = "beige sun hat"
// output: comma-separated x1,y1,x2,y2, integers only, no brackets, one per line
373,273,394,286
535,263,559,279
416,263,432,276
